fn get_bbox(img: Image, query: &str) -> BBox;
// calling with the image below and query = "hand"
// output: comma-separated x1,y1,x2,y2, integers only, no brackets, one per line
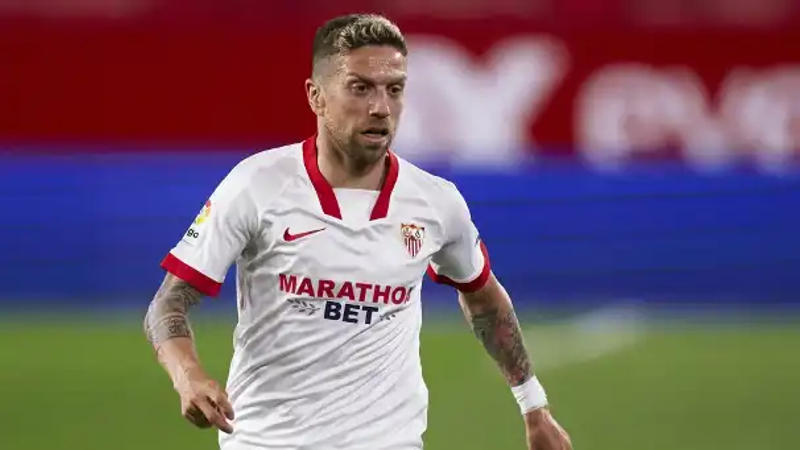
173,366,235,434
524,407,572,450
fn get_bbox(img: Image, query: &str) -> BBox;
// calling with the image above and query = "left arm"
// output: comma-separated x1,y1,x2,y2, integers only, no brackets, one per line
459,272,531,386
459,272,572,450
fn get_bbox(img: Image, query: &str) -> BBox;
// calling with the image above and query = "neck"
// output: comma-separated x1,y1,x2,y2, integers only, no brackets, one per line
316,132,387,190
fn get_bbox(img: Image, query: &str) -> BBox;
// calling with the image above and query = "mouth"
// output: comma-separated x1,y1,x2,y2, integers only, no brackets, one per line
361,127,390,142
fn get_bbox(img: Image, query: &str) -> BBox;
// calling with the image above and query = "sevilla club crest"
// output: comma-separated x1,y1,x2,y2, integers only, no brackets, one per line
401,223,425,258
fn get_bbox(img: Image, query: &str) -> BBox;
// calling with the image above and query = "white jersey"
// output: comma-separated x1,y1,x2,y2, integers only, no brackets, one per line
161,137,490,450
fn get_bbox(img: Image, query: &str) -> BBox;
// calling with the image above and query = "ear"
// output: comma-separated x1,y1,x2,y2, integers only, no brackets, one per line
305,78,325,115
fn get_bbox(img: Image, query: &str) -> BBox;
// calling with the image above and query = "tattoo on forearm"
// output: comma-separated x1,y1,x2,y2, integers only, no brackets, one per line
164,314,192,338
143,275,203,345
471,308,532,386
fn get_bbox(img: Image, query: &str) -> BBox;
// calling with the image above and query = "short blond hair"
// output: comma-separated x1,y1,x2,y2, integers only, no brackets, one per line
312,14,407,78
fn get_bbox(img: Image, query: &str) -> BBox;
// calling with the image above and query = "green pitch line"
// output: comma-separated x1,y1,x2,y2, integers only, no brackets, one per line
0,315,798,450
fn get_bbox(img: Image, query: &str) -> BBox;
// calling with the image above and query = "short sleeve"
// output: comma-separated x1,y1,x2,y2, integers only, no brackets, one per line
427,184,491,292
160,164,258,297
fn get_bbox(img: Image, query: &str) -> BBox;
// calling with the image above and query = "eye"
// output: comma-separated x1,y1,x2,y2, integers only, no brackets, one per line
389,84,405,96
350,82,368,95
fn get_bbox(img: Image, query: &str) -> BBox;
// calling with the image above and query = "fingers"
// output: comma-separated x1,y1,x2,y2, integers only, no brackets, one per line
214,392,235,421
194,396,234,434
184,404,212,428
177,378,235,434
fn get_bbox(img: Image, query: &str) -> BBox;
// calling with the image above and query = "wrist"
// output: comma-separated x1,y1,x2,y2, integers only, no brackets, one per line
511,375,548,414
523,406,550,424
170,363,207,390
157,345,204,387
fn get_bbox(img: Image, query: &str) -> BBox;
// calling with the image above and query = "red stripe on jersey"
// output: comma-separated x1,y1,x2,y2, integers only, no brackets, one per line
160,253,222,297
302,136,342,219
426,241,491,293
369,150,399,220
302,135,399,221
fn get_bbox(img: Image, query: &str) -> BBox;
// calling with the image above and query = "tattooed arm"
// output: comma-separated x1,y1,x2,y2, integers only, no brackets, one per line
460,274,532,386
459,272,572,450
144,272,203,345
144,273,234,433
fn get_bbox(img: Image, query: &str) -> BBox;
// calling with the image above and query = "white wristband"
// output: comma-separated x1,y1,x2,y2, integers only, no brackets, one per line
511,375,548,414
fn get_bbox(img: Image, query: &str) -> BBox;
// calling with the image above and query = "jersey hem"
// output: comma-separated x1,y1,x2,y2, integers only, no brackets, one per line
160,252,222,297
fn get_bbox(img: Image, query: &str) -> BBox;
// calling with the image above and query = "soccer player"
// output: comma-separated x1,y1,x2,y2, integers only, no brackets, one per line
144,14,571,450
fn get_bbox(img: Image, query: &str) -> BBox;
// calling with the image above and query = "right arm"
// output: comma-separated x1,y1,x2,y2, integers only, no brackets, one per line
147,159,258,433
144,273,234,433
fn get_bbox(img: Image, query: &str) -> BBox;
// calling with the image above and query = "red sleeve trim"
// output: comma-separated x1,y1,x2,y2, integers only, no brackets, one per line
426,240,491,293
160,253,222,297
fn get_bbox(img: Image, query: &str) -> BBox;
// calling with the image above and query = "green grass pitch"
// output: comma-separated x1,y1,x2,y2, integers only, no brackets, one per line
1,313,798,449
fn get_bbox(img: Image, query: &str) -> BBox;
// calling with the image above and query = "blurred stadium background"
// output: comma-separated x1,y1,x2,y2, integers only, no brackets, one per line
1,1,799,449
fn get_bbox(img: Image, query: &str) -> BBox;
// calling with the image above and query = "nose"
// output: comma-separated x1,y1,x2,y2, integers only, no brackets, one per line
369,89,390,119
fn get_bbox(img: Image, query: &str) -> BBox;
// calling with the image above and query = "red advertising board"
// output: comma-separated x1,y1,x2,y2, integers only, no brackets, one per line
2,15,799,168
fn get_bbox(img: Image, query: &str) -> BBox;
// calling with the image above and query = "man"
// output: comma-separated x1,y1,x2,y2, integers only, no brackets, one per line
144,13,571,450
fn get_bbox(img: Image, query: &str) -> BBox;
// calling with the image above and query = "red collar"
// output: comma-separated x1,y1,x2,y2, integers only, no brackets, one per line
302,136,399,221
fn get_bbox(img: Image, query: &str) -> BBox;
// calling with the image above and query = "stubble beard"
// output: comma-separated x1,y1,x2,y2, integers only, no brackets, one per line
354,136,389,165
328,124,390,170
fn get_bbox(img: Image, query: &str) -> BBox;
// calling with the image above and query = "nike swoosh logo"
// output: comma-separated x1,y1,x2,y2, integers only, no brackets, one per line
283,227,326,242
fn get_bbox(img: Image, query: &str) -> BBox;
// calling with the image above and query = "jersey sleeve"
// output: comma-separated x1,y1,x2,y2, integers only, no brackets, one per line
427,183,491,292
160,163,258,297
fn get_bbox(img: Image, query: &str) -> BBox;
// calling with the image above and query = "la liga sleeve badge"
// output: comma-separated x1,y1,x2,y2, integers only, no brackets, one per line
401,223,425,258
194,200,212,225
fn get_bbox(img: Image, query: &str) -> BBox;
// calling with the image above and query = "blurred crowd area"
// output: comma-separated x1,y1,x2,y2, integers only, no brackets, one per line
3,0,799,171
1,1,798,309
1,0,799,26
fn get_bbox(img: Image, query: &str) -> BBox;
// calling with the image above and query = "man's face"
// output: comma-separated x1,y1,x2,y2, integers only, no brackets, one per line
312,45,407,164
